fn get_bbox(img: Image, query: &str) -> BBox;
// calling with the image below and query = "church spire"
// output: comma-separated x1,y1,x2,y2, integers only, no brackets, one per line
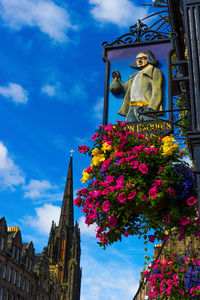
58,156,74,232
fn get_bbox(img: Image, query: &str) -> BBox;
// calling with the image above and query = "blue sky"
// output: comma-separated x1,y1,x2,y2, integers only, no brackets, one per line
0,0,162,299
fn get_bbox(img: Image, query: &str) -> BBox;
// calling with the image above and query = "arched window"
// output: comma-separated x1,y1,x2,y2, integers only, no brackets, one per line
60,238,65,260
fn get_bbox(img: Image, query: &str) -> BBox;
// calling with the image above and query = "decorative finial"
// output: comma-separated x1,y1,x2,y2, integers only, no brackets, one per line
69,149,74,157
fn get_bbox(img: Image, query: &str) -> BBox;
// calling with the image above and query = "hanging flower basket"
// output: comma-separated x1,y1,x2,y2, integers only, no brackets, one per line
144,249,200,299
75,121,199,247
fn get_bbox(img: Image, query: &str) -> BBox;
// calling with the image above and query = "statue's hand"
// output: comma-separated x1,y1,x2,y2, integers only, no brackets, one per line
112,70,121,79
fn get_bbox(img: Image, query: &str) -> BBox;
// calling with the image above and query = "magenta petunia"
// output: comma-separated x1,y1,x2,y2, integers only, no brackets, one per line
108,214,117,227
149,187,158,198
130,160,139,169
128,191,136,199
74,197,83,207
102,200,111,213
168,187,175,196
153,179,163,187
180,216,190,226
186,196,198,206
78,145,89,153
77,187,89,195
158,166,164,174
138,163,148,174
91,133,99,140
116,175,124,185
105,175,114,184
118,193,127,203
178,289,185,295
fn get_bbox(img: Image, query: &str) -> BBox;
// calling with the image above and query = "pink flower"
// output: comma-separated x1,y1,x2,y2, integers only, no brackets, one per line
138,163,148,174
153,179,163,187
186,196,198,206
148,235,155,243
168,187,175,196
126,183,133,187
130,160,139,169
102,200,111,213
128,191,136,199
78,145,89,153
178,235,185,241
180,216,190,226
74,197,83,207
101,188,110,195
91,133,99,140
118,193,127,203
105,175,114,184
108,214,117,227
158,167,164,174
181,268,185,272
101,158,111,170
164,214,170,223
196,286,200,291
149,187,158,198
115,152,124,157
178,289,185,295
90,190,101,198
77,188,88,195
85,166,92,173
116,175,124,185
105,123,113,131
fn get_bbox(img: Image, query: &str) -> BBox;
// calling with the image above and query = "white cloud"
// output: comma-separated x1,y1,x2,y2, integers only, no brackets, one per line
78,216,97,237
0,0,76,42
92,97,104,121
0,142,25,189
80,245,141,300
22,203,61,235
41,84,56,97
22,179,62,202
0,83,28,104
89,0,148,27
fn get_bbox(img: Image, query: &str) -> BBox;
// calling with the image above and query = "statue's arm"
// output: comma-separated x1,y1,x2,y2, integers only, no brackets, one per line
109,71,127,95
148,68,163,111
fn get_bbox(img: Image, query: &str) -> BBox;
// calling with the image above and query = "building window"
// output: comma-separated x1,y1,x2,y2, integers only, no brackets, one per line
2,264,7,279
26,279,29,293
5,290,9,300
7,268,12,282
0,237,5,251
16,248,20,262
0,286,4,300
13,271,17,285
18,274,21,288
25,257,29,268
23,278,26,291
12,245,16,259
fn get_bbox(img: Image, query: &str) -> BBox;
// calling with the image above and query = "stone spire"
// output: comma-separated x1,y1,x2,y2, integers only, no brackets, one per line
58,156,74,233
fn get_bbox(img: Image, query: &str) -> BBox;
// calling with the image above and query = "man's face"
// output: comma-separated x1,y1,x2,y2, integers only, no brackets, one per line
136,53,148,69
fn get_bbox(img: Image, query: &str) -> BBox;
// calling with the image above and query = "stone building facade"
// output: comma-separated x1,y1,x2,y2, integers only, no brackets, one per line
0,157,81,300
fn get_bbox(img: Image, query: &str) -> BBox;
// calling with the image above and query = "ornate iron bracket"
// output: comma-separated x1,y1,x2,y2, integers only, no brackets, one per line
102,19,169,47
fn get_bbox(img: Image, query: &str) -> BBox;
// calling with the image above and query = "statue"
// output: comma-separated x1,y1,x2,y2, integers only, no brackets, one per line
109,50,163,122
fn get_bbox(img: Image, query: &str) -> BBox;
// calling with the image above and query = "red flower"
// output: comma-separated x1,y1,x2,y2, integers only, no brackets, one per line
138,163,148,174
78,145,89,153
148,235,156,243
186,196,198,206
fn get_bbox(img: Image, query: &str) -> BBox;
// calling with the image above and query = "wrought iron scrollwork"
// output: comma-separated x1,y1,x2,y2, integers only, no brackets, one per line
102,19,169,47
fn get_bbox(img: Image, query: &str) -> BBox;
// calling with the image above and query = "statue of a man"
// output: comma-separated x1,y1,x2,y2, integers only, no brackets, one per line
109,50,163,122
